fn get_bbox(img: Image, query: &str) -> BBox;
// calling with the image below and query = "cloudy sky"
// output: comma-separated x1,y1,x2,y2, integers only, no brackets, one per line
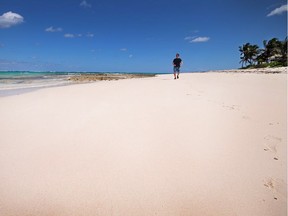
0,0,287,72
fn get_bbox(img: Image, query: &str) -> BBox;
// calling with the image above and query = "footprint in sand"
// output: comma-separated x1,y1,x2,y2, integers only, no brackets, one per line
222,104,240,111
263,135,281,154
264,178,275,189
242,115,250,120
269,122,280,126
263,178,287,200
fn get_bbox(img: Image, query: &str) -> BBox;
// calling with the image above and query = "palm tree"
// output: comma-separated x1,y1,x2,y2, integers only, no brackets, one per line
239,43,259,67
280,37,287,65
239,37,287,68
239,43,248,67
262,38,282,63
257,41,269,64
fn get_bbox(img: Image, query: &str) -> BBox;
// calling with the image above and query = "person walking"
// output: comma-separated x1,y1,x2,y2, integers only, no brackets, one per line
172,53,182,79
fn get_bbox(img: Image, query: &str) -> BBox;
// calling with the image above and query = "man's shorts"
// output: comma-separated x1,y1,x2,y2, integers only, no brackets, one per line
173,66,180,73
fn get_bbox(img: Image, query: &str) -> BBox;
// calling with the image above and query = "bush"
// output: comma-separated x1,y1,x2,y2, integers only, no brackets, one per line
239,61,286,69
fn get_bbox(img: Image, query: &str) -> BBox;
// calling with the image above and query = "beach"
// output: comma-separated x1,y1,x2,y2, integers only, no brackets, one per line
0,69,287,216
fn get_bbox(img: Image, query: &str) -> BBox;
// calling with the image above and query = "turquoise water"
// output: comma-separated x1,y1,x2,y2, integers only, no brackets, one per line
0,71,86,97
0,71,75,90
0,71,78,79
0,71,157,79
0,71,157,96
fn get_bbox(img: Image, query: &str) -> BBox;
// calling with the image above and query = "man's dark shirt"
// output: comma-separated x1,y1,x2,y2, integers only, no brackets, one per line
173,58,182,67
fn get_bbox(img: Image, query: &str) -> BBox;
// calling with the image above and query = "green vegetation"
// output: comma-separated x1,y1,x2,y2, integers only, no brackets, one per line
239,37,287,69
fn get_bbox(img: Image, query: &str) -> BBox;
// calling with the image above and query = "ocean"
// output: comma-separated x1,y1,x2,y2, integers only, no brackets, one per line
0,71,79,96
0,71,156,96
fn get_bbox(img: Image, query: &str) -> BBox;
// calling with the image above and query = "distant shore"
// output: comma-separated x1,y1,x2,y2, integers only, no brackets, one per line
68,73,155,82
206,66,287,74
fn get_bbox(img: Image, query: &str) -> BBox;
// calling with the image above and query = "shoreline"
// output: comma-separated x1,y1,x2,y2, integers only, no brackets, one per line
0,67,286,97
0,73,155,97
205,66,287,74
67,72,155,82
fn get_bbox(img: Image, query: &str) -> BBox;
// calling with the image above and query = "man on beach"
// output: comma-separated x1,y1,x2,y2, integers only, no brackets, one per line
173,53,182,79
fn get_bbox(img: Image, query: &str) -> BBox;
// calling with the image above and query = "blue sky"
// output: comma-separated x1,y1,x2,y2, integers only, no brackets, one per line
0,0,287,73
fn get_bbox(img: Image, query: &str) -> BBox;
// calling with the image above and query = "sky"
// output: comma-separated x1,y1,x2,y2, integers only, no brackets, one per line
0,0,287,73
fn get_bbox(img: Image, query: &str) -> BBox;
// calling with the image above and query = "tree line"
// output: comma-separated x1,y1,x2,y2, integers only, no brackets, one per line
239,37,287,68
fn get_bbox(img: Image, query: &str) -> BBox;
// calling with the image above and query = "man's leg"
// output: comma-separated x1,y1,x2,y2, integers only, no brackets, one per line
173,67,177,79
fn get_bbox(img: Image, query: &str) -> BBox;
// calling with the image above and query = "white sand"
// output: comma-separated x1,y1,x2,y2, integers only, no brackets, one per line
0,71,287,216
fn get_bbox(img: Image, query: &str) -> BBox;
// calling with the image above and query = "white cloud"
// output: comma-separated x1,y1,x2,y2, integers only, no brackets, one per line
45,26,63,32
267,4,288,17
0,11,24,28
86,33,94,37
64,33,76,38
185,35,210,43
190,37,210,43
64,33,94,38
120,48,127,51
184,36,196,41
80,0,92,8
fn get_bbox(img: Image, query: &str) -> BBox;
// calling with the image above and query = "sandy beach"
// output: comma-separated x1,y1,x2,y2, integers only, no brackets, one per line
0,69,287,216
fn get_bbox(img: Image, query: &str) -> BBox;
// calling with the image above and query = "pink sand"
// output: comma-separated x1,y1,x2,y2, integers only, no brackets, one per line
0,71,287,216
